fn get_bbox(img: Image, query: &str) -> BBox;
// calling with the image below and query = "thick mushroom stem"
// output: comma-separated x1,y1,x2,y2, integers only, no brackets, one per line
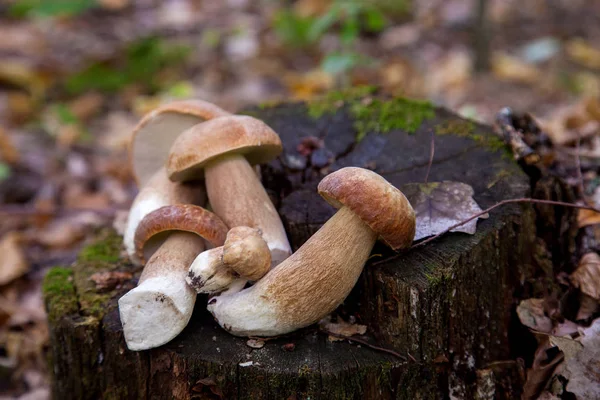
118,232,203,350
123,168,203,265
204,153,291,266
207,206,377,337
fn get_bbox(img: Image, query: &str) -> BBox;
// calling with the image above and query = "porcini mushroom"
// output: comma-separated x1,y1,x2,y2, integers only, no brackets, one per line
206,167,416,337
187,226,271,294
123,99,230,263
166,115,292,267
119,204,228,351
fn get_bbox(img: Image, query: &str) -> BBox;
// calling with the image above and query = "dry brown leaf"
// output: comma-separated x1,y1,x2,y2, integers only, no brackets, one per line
35,219,86,248
562,318,600,398
0,126,19,164
571,253,600,300
537,97,600,145
89,271,133,292
492,53,541,84
318,315,367,342
522,337,565,400
577,209,600,228
566,38,600,70
68,92,104,121
577,294,600,321
284,70,334,101
517,298,553,333
0,232,29,286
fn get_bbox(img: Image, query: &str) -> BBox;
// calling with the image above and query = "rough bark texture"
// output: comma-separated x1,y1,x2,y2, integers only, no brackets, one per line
43,94,549,399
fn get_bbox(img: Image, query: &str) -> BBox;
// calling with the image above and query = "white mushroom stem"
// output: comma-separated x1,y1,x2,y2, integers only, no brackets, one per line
186,247,246,294
187,226,271,295
118,232,204,351
207,206,377,337
123,168,203,264
204,153,291,266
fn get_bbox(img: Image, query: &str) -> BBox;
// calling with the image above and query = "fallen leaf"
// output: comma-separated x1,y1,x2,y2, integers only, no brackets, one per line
191,376,224,398
538,97,600,146
578,209,600,228
90,271,133,292
522,337,565,400
562,318,600,398
571,253,600,299
0,232,29,286
566,38,600,70
282,343,295,352
517,298,553,333
68,92,104,121
0,126,19,164
401,181,488,241
492,52,541,84
577,294,600,321
246,339,265,349
318,315,367,341
35,219,86,248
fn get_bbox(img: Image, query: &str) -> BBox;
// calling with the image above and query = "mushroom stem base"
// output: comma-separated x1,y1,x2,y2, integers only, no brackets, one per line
119,232,203,350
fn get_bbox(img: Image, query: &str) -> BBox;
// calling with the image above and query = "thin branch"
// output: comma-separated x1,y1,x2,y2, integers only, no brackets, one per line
320,329,407,361
373,197,600,266
413,198,600,248
424,130,435,184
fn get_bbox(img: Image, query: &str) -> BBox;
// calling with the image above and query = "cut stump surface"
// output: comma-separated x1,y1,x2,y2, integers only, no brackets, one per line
44,94,534,399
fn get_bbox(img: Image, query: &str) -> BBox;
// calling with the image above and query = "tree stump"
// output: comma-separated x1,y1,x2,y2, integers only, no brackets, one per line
44,93,537,399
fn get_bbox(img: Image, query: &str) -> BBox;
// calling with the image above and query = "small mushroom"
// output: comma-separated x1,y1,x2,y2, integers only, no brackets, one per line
166,115,292,267
187,226,271,294
206,167,416,337
119,204,228,351
123,100,229,263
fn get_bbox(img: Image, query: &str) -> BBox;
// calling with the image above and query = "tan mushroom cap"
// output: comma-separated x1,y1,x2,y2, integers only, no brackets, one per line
134,204,228,263
223,226,271,281
167,115,283,182
130,100,230,187
317,167,416,250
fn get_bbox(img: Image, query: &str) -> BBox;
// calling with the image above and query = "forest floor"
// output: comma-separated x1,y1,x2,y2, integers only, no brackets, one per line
1,1,600,399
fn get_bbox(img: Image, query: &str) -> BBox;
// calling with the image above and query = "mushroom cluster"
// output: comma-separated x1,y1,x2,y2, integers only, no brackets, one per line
118,100,416,351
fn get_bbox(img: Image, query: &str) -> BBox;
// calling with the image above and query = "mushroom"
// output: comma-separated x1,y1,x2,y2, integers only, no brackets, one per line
123,99,230,264
187,226,271,294
167,115,292,267
119,204,228,351
206,167,416,337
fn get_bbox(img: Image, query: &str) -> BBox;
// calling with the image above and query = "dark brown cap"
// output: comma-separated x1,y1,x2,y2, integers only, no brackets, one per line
130,100,230,187
134,204,228,263
317,167,416,250
166,115,282,182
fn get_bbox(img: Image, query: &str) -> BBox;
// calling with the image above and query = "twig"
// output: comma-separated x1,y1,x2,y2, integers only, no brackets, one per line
373,197,600,266
320,329,407,361
424,130,435,184
414,198,600,248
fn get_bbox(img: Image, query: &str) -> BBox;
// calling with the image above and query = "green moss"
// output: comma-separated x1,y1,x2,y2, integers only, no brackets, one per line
43,267,78,323
435,119,510,156
78,231,121,263
74,230,128,318
308,86,377,118
308,86,435,141
424,266,453,288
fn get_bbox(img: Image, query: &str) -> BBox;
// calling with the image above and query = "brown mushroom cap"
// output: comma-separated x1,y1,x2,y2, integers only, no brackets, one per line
134,204,228,263
166,115,283,182
317,167,416,250
130,100,230,187
223,226,271,281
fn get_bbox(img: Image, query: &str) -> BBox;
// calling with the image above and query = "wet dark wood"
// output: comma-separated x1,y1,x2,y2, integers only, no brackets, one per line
45,99,538,399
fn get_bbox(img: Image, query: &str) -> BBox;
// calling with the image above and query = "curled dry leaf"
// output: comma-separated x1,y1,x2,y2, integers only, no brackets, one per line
318,315,367,342
571,253,600,300
0,232,29,286
522,337,565,400
577,208,600,228
562,318,600,398
517,298,553,333
401,181,488,241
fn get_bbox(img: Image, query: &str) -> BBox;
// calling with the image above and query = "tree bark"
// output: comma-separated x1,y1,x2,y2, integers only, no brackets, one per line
44,96,554,399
